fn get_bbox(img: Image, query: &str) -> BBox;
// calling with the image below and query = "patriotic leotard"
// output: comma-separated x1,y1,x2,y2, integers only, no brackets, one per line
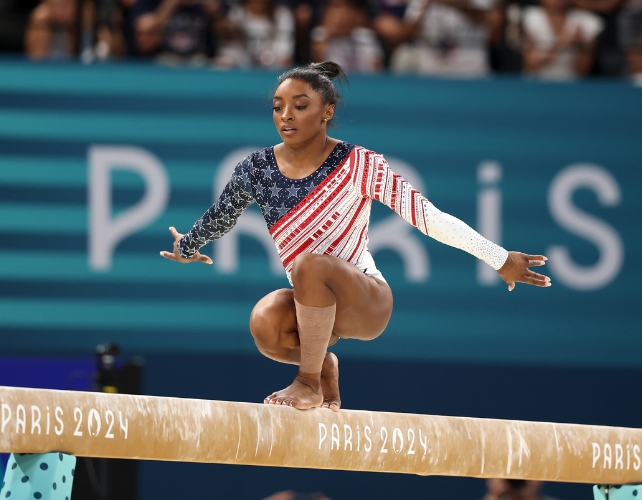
178,141,508,283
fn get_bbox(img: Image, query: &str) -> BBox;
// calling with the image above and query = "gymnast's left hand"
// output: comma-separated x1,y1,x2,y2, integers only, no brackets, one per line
497,251,551,291
159,226,213,265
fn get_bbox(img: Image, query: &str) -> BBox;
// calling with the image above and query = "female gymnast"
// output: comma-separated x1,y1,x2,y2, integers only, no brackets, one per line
161,61,551,411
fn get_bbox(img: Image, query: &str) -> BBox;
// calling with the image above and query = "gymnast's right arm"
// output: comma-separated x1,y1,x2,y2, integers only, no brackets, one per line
160,159,255,264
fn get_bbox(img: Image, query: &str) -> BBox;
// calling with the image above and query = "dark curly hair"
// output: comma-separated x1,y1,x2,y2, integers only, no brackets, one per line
275,62,349,124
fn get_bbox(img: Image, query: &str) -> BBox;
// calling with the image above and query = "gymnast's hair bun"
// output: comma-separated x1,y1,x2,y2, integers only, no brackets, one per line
307,61,347,82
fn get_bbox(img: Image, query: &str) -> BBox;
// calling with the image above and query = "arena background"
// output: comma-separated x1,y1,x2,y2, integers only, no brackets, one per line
0,60,641,499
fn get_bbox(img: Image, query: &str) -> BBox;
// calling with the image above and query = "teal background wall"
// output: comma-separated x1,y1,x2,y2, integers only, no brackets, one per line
1,61,641,367
1,60,642,500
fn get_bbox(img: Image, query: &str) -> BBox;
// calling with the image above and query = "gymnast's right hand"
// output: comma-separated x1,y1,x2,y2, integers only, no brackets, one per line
160,226,213,265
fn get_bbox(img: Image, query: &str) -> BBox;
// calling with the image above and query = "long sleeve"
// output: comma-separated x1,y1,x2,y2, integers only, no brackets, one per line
364,152,508,270
178,158,255,258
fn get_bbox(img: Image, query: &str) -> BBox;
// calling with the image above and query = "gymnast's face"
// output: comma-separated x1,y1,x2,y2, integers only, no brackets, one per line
272,78,334,146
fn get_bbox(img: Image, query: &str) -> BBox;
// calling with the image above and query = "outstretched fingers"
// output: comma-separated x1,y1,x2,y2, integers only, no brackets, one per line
160,226,183,262
525,254,548,267
517,256,551,287
159,226,212,264
159,250,177,261
499,251,552,291
523,254,551,287
196,252,213,265
524,269,551,287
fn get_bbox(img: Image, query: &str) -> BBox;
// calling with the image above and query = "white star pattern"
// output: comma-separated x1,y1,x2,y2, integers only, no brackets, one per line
178,143,352,259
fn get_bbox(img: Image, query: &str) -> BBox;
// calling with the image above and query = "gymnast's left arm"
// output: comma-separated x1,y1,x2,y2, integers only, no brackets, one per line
364,153,551,291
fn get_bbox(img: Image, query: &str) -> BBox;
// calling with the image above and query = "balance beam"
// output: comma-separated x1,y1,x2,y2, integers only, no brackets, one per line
1,386,640,484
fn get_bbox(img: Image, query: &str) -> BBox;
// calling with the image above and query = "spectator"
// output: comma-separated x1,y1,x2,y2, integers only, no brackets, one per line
23,0,136,61
574,0,625,76
389,0,495,77
486,0,525,72
0,0,40,53
522,0,603,79
618,0,642,82
133,0,225,64
25,0,81,59
311,0,384,72
282,0,323,63
372,0,413,65
480,479,562,500
217,0,295,68
94,0,139,58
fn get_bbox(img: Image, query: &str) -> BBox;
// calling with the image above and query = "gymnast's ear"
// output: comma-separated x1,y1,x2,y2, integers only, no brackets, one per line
323,104,335,123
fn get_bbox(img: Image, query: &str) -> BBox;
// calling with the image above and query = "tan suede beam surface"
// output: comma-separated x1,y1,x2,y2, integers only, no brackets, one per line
1,386,641,484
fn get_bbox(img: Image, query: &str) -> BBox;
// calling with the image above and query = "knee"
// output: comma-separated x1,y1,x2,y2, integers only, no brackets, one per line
290,253,330,287
249,308,278,348
249,295,292,349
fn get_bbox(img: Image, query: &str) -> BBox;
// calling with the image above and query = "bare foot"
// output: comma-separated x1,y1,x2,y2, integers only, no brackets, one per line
264,372,323,410
320,352,341,411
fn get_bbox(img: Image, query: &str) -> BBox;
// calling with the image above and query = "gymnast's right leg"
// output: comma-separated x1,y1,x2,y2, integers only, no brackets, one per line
249,289,340,408
249,289,300,364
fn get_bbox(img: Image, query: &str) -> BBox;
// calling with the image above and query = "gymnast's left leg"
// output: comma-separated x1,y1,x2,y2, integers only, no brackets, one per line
254,252,393,410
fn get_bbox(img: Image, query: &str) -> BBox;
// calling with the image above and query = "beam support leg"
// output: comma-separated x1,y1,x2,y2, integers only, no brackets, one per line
594,485,642,499
0,453,76,500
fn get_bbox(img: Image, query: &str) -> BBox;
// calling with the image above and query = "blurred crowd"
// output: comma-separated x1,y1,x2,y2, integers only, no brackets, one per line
0,0,640,81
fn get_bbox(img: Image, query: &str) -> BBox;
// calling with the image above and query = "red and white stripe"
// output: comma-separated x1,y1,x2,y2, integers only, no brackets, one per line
269,146,432,279
270,145,508,281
